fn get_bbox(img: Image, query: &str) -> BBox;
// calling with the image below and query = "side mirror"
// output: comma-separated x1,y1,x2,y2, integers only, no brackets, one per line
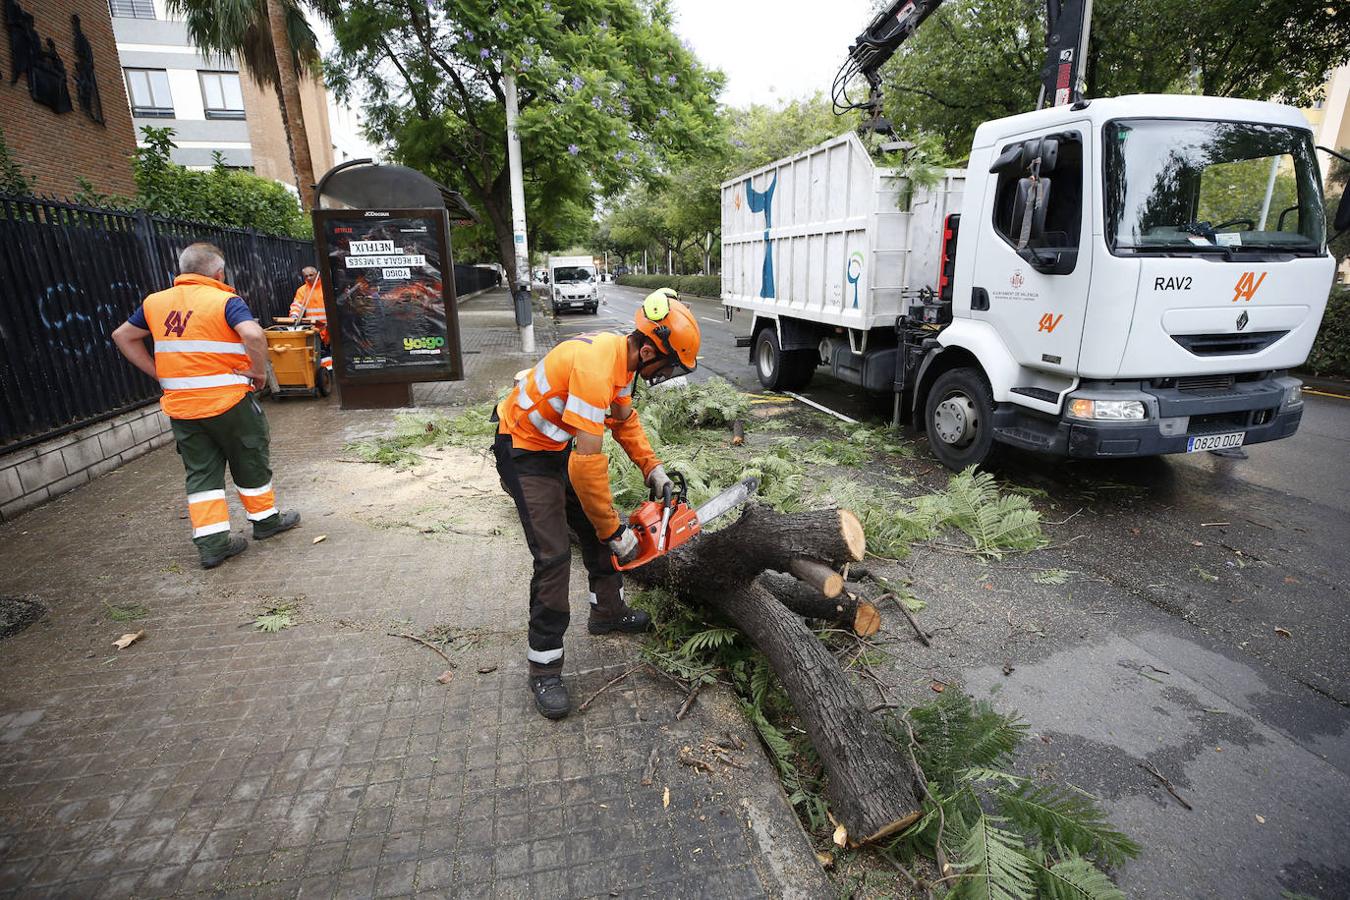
990,144,1027,175
1336,192,1350,233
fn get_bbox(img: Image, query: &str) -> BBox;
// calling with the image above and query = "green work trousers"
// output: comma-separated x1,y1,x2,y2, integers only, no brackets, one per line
170,394,280,557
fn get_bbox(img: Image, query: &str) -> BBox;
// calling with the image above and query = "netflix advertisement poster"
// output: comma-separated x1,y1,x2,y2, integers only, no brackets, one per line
313,209,463,383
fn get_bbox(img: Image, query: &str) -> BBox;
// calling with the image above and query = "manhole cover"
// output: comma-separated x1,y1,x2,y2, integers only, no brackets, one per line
0,598,45,640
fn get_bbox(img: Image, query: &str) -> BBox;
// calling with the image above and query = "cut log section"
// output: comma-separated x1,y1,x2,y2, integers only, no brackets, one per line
789,559,845,598
630,503,921,843
757,570,881,638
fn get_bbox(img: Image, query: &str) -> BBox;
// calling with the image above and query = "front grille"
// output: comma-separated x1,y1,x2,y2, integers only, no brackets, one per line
1177,373,1235,392
1172,331,1286,356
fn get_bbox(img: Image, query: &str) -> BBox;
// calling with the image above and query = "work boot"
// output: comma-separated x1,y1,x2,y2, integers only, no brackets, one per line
200,535,247,570
529,674,570,719
588,607,652,635
253,510,301,540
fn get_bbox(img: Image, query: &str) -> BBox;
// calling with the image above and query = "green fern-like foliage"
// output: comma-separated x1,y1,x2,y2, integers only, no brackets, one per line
951,815,1037,900
1036,853,1128,900
678,627,739,658
910,691,1027,783
939,468,1046,556
994,784,1141,867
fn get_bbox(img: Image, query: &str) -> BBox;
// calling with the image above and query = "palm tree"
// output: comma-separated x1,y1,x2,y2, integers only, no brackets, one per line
167,0,320,208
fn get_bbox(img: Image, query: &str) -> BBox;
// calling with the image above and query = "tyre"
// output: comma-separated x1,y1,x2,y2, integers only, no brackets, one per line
924,367,999,471
754,328,816,391
315,365,332,397
589,304,599,314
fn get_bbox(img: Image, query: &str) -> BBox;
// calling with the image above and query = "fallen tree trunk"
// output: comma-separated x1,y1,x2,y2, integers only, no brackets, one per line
757,570,881,638
630,503,922,843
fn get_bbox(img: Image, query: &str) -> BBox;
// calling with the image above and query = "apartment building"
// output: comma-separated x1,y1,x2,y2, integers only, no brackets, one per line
108,0,332,187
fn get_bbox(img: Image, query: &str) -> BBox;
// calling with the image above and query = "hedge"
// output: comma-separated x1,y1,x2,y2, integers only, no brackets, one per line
616,273,721,299
1308,286,1350,378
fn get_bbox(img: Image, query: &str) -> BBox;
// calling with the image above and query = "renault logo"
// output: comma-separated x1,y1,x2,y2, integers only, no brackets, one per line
1236,310,1249,331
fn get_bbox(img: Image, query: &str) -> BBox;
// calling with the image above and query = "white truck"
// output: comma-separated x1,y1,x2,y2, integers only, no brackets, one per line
547,255,600,315
721,0,1342,470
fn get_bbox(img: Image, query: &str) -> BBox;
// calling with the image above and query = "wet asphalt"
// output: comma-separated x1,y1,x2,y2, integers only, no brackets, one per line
571,283,1350,898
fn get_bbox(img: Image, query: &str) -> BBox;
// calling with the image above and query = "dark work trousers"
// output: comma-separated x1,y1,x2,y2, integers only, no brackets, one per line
492,431,624,674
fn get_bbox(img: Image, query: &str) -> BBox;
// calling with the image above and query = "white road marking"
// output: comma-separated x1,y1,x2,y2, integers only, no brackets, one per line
783,391,860,425
699,317,722,325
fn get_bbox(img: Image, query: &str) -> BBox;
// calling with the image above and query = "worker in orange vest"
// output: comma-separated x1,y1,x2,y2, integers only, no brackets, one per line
112,241,300,568
289,266,331,370
493,288,700,718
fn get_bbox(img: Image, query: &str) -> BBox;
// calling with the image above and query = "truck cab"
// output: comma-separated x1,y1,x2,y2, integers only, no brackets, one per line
923,94,1330,468
547,255,600,315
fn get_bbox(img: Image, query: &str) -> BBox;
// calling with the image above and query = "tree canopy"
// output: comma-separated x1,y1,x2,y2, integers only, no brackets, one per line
325,0,723,287
880,0,1350,156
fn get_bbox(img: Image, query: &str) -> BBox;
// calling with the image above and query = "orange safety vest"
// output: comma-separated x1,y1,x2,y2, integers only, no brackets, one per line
498,332,636,451
142,273,253,420
290,279,327,323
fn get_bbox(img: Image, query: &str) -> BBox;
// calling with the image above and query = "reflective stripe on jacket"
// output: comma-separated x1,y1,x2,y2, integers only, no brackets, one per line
290,280,327,322
143,274,252,420
497,332,635,452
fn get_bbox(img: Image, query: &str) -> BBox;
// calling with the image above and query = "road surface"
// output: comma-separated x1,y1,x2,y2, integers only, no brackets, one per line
567,282,1350,898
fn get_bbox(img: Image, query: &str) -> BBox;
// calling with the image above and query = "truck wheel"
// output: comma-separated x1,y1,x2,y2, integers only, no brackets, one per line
925,368,999,471
755,328,816,391
315,366,332,397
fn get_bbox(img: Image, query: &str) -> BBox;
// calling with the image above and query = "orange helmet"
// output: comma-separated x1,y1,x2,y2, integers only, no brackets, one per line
635,288,700,383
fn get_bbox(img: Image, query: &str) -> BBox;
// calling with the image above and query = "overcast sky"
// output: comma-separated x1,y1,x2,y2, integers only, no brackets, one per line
670,0,875,108
318,1,878,159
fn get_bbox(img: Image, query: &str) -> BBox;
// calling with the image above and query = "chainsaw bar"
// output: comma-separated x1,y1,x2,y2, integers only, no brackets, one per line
694,476,760,526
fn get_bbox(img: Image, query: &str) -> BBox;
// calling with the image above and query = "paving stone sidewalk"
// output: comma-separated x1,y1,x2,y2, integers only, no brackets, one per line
0,290,828,899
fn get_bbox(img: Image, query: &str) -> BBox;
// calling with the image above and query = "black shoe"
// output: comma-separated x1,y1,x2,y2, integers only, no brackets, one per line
530,674,569,719
200,535,247,570
588,608,652,635
253,510,300,540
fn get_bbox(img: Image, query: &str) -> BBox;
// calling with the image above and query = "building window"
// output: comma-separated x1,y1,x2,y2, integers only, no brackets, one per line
200,72,245,120
109,0,155,19
124,68,173,118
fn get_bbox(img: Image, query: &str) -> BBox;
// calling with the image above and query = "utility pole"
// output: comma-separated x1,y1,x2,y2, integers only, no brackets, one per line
503,69,535,354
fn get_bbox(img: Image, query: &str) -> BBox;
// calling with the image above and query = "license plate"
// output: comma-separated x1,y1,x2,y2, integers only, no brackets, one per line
570,301,584,307
1187,432,1245,452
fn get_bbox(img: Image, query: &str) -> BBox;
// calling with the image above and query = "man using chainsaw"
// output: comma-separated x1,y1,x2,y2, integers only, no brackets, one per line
493,288,700,719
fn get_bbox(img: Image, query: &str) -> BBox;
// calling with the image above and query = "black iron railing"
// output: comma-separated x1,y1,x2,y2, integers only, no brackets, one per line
0,195,315,451
453,263,501,296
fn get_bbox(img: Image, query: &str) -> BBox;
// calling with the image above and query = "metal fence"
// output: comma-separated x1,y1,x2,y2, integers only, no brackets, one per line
0,195,315,451
453,263,501,296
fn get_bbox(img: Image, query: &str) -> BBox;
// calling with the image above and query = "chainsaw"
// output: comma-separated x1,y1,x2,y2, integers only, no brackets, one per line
611,473,759,571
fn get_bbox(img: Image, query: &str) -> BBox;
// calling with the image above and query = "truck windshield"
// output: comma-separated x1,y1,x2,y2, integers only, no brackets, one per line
1104,119,1324,255
554,267,595,283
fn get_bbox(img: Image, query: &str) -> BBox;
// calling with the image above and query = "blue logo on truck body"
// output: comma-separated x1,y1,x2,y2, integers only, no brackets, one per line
744,173,777,299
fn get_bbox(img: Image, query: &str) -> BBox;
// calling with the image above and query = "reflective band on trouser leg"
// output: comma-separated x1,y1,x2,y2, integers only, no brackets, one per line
187,489,230,538
236,482,277,522
320,356,332,370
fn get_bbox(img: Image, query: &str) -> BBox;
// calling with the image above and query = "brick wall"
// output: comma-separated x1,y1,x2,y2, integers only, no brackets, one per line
0,0,138,197
0,404,172,521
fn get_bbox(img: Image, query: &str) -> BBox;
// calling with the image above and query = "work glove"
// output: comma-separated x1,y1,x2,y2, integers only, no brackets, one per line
608,525,639,565
645,464,673,501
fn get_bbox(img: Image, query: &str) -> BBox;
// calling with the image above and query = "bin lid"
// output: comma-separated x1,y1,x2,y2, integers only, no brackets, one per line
314,160,479,226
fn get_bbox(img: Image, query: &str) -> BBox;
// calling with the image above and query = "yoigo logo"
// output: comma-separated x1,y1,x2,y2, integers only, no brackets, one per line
403,336,445,352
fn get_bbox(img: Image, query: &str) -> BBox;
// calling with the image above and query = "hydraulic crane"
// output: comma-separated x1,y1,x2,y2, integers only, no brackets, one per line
833,0,1094,136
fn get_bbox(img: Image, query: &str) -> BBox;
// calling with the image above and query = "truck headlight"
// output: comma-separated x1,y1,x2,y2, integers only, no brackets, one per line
1068,399,1146,420
1283,384,1303,408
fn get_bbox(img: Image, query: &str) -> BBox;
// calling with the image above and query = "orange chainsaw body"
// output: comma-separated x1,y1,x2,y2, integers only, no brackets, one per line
612,496,701,571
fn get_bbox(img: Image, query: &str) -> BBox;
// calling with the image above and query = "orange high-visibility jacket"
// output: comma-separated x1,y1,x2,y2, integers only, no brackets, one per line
142,274,253,420
290,279,327,323
497,332,659,537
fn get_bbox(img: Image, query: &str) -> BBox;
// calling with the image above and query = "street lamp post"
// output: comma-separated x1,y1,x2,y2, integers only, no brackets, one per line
503,68,535,354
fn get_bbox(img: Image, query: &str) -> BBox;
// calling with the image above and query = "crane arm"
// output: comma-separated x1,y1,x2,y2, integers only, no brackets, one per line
834,0,1092,134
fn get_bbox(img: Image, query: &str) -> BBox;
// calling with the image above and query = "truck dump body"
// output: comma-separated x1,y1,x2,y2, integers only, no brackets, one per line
721,132,963,332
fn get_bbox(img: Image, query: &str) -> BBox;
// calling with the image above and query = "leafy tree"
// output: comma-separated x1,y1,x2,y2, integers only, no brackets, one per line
93,127,311,237
325,0,723,294
167,0,322,207
878,0,1350,156
725,93,859,170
